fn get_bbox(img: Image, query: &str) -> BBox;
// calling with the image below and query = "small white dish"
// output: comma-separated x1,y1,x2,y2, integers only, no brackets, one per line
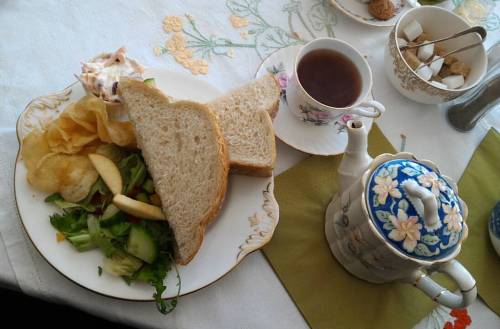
255,45,374,156
331,0,413,28
15,68,279,301
384,5,487,104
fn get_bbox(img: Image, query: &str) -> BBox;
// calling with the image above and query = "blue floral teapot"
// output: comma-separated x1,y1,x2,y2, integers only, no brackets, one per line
325,120,477,308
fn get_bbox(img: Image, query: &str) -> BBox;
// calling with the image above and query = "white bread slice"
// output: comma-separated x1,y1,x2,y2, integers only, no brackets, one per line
207,74,279,177
118,78,229,265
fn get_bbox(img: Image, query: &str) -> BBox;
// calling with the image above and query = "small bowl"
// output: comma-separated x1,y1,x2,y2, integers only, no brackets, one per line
489,201,500,258
384,6,487,104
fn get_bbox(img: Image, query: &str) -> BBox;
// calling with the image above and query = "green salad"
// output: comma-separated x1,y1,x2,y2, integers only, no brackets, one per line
46,145,179,314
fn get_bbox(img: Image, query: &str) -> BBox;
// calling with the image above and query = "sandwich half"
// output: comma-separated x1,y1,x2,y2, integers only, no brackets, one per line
118,78,229,265
207,74,279,177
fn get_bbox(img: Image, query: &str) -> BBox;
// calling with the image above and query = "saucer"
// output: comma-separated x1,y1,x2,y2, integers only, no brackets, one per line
255,45,374,156
331,0,413,28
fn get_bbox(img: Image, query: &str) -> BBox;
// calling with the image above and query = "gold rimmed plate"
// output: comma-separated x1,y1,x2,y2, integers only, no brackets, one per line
14,68,279,300
331,0,413,27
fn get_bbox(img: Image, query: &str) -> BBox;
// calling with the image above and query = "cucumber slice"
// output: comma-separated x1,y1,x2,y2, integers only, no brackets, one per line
100,204,126,227
102,250,142,277
126,225,158,264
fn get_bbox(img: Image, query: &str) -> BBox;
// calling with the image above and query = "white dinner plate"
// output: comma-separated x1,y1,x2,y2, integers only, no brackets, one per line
14,68,279,300
255,45,374,156
331,0,412,27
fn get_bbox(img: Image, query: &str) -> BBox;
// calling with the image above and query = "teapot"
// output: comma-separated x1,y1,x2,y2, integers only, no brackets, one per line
325,120,477,308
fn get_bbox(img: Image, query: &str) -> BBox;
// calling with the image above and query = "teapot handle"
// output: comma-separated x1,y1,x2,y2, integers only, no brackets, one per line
406,260,477,309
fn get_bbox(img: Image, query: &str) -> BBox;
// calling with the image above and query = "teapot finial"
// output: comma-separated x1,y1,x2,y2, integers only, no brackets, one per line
402,180,440,231
338,120,373,192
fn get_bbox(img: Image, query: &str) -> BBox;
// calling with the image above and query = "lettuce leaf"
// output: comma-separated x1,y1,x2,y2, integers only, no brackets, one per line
119,153,147,194
45,193,96,212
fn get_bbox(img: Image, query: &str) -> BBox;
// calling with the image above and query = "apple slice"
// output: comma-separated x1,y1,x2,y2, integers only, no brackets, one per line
88,153,123,195
113,194,166,220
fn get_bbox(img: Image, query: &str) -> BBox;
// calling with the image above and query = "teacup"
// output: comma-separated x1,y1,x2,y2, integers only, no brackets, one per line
286,38,385,126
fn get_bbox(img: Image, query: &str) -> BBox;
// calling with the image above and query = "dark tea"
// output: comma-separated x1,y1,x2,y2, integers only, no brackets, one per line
297,48,362,108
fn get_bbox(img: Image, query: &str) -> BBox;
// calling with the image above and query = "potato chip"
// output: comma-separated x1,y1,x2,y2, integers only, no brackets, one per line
23,94,136,201
21,130,51,172
59,156,99,202
27,153,98,202
28,153,67,193
43,95,135,154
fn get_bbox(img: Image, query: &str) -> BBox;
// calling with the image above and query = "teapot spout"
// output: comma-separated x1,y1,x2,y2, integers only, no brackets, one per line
338,120,373,192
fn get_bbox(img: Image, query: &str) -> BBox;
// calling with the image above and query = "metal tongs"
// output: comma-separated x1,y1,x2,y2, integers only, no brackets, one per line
399,26,487,66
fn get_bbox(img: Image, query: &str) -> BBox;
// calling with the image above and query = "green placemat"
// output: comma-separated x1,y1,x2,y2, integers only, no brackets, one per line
263,125,500,329
456,128,500,313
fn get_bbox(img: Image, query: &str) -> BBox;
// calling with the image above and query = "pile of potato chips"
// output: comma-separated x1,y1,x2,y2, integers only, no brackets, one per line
21,95,136,202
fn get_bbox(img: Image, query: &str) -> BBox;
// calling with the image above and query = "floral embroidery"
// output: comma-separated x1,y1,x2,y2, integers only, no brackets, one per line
229,15,249,28
166,33,187,53
154,0,338,75
372,175,402,205
160,28,209,75
163,15,183,32
418,172,447,196
388,209,422,252
443,204,463,233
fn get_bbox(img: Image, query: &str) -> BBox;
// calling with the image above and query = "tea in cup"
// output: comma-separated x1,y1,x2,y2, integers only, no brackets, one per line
286,38,385,125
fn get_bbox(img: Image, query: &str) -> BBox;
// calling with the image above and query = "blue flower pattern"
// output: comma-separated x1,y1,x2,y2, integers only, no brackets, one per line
366,159,464,261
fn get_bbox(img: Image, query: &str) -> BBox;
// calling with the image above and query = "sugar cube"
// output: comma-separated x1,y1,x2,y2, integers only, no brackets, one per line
417,41,434,61
429,56,444,76
430,81,447,89
403,51,421,70
403,20,423,41
416,64,433,81
442,75,465,89
397,38,408,48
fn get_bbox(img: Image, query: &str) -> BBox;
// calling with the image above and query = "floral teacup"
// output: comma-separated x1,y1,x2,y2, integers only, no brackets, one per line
286,38,385,126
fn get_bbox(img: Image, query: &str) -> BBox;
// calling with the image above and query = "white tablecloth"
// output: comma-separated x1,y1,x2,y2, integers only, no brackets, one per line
1,1,499,328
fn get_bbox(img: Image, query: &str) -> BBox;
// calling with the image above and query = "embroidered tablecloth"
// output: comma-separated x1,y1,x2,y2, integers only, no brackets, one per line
0,1,499,328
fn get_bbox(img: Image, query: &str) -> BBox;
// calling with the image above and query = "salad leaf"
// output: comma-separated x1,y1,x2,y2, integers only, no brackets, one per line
45,193,96,212
135,253,179,314
144,221,175,253
50,210,88,234
88,215,117,257
119,154,147,194
80,178,112,210
50,210,97,251
66,233,96,252
142,178,155,194
109,221,132,237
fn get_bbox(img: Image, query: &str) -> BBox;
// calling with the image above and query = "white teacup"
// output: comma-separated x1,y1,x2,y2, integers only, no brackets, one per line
286,38,385,126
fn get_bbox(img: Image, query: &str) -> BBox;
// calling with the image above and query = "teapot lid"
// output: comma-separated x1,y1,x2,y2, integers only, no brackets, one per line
365,158,465,261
